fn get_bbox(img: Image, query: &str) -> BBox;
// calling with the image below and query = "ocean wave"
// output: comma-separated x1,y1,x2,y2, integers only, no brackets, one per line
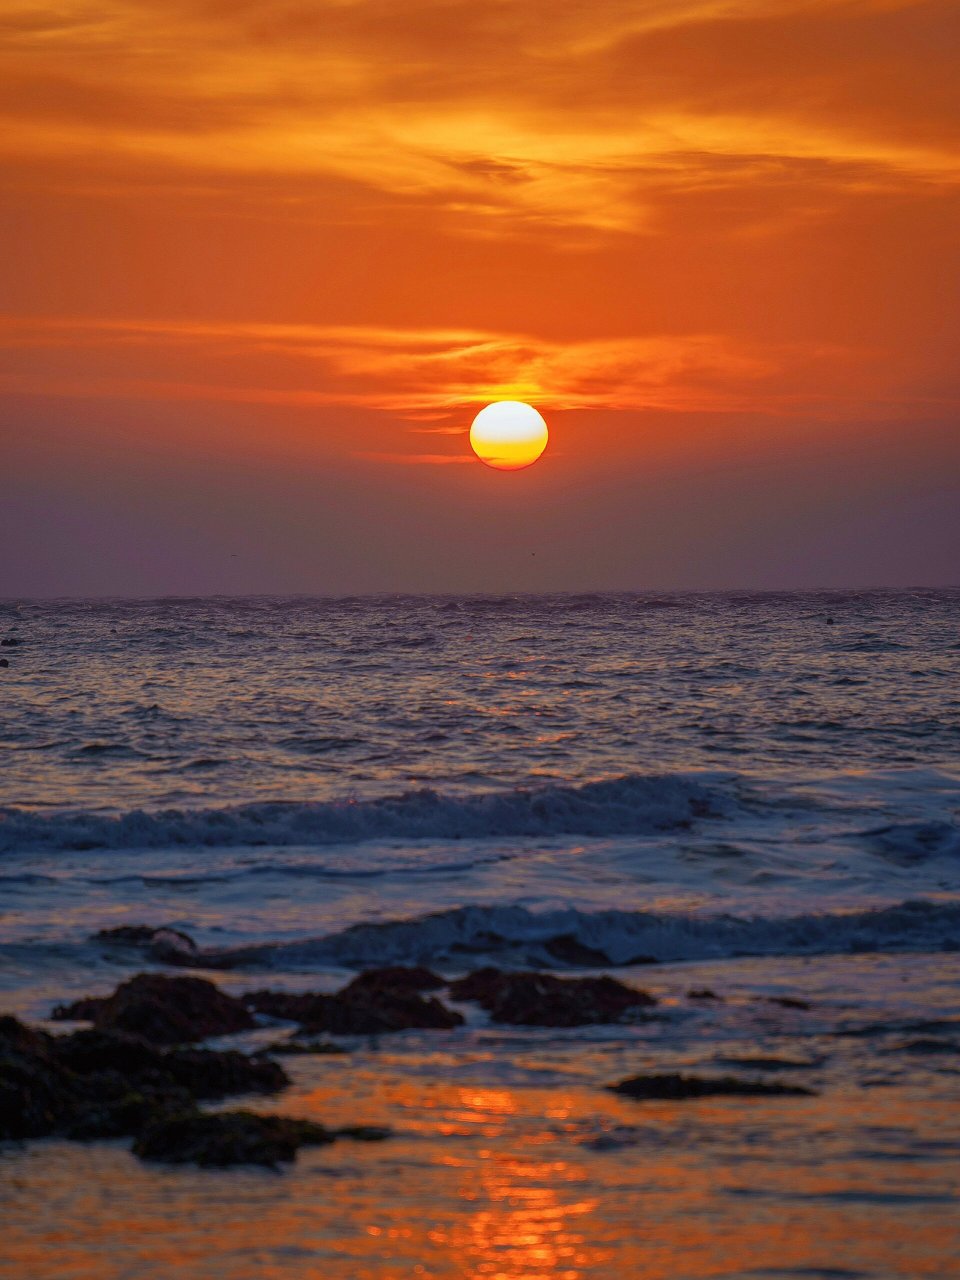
0,773,727,853
861,820,960,863
232,899,960,969
85,851,514,886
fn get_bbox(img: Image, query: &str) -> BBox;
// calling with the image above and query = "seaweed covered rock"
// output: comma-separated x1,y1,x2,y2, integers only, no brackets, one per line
245,978,463,1035
63,1083,196,1140
52,973,255,1044
447,968,656,1027
1,1013,290,1148
51,1027,172,1077
133,1109,336,1167
162,1046,288,1097
49,1028,287,1097
243,989,330,1023
0,1018,188,1143
608,1072,816,1100
0,1015,80,1139
133,1110,392,1167
310,986,462,1034
341,966,444,995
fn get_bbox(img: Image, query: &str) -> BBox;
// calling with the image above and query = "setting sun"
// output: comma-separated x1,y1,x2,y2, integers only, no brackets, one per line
469,401,549,471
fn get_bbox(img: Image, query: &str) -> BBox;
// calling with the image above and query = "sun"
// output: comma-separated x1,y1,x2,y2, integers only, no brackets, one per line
469,401,548,471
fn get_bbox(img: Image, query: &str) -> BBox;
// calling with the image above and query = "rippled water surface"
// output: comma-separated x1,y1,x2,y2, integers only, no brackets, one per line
2,590,958,811
2,592,959,1279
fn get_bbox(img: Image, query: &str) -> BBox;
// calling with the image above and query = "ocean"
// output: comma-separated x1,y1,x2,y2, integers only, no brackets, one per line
2,591,959,1279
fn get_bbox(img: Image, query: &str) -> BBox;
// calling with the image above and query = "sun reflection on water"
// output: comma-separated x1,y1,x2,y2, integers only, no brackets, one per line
424,1087,605,1279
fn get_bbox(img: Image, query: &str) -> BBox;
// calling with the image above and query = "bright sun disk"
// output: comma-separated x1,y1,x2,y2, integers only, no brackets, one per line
469,401,548,471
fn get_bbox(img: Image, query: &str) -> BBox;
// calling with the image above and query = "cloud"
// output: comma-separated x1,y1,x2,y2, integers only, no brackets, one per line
2,0,959,462
1,0,957,236
2,314,945,436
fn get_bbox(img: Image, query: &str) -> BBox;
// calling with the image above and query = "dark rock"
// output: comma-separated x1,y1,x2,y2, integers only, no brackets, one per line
149,932,208,965
89,924,258,971
0,637,19,647
334,1124,390,1141
307,989,463,1034
609,1072,816,1100
687,988,723,1001
1,1014,292,1152
342,966,445,994
0,1014,54,1059
246,981,463,1035
52,973,255,1044
244,989,330,1022
0,659,8,669
51,1027,170,1078
446,967,511,1003
0,1015,80,1139
447,968,656,1027
543,935,611,966
51,1028,288,1098
63,1084,195,1140
94,924,199,960
162,1047,288,1097
265,1037,348,1056
762,996,812,1011
133,1109,336,1167
0,1019,179,1144
95,925,167,946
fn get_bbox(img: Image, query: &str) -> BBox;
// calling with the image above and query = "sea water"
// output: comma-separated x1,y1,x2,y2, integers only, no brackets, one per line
1,592,959,1279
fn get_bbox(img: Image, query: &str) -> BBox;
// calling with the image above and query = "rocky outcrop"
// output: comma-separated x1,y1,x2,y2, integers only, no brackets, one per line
608,1072,816,1100
341,966,444,994
0,1015,82,1139
87,924,267,970
245,969,462,1035
52,973,255,1044
133,1110,391,1168
447,968,656,1027
1,1016,290,1144
1,1014,383,1168
56,955,660,1040
133,1110,335,1167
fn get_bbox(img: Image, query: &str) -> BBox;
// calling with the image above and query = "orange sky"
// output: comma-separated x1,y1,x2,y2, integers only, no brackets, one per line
1,0,958,593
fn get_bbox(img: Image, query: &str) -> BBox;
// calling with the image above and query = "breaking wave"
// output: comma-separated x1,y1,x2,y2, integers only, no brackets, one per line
0,773,729,853
230,899,960,969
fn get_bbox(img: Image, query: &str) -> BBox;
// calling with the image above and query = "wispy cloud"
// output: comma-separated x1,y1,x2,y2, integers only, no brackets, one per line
0,313,823,416
1,0,958,235
2,0,959,463
2,314,948,444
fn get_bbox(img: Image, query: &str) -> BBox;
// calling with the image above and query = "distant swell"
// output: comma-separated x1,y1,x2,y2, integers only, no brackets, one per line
0,773,727,853
231,900,960,969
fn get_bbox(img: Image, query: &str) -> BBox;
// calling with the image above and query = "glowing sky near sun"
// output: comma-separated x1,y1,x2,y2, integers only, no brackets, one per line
1,0,958,594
